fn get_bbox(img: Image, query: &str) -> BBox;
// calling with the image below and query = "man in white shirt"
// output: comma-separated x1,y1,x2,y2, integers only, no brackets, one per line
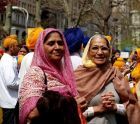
18,52,34,89
64,27,84,70
0,35,19,124
18,27,43,90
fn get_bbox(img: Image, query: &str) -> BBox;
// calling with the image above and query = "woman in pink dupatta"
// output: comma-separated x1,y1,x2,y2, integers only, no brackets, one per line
19,28,78,124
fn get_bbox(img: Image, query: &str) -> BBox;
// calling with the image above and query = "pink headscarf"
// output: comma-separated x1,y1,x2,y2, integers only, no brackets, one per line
31,28,78,96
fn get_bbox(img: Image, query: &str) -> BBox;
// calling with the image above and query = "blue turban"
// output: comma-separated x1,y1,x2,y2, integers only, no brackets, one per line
64,27,84,54
83,36,90,48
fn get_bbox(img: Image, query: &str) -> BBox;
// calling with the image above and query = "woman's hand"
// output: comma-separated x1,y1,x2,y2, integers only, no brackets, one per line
83,92,117,117
93,102,108,113
88,92,116,115
27,107,39,121
76,96,88,112
79,100,88,112
101,92,117,111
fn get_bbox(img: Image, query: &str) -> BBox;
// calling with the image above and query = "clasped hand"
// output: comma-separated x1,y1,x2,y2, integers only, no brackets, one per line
100,92,116,112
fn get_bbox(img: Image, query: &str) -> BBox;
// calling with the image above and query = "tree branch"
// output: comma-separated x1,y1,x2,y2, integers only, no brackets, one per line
75,0,88,27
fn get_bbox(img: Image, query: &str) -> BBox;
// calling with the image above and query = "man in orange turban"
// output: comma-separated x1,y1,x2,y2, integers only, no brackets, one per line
3,35,18,49
18,27,44,91
0,34,19,124
26,27,44,51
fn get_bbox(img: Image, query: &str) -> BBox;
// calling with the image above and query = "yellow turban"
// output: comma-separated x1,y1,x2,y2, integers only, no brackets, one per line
17,55,24,65
3,35,18,48
26,27,44,50
113,57,125,69
105,35,112,42
131,63,140,81
131,48,140,81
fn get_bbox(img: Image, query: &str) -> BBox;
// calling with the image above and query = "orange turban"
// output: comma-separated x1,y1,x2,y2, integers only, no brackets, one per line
113,57,125,69
3,35,18,48
26,27,44,50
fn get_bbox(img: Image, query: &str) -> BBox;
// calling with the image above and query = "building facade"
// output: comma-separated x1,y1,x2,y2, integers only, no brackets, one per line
0,0,36,41
11,0,36,41
130,10,140,47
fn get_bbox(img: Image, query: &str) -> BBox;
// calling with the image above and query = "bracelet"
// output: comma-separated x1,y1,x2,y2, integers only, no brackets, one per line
83,107,94,118
116,104,126,115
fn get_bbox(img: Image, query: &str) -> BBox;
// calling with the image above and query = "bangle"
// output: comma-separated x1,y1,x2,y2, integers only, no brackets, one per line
116,104,126,115
83,107,94,118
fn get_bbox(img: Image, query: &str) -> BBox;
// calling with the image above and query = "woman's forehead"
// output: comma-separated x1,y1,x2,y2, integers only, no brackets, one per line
91,37,108,46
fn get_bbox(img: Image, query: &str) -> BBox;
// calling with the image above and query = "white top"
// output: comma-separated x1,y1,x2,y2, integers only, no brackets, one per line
18,52,34,91
70,52,82,70
0,53,19,108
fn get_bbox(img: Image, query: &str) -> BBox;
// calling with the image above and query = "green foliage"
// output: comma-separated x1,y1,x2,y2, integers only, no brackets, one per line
120,39,134,51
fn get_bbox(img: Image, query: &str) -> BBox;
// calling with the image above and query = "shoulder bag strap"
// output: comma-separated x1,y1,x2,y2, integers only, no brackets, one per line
43,70,47,85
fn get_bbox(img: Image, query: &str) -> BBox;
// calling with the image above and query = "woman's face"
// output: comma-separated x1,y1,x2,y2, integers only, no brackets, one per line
88,37,110,66
43,32,64,63
18,47,28,56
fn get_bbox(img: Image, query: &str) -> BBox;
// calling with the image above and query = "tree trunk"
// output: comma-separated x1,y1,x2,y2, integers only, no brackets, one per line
3,3,12,35
67,15,73,28
104,20,109,35
63,0,73,28
75,0,87,27
35,0,41,27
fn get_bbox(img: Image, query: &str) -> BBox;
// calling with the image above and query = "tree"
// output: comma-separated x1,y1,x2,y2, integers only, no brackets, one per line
1,0,18,35
79,0,112,34
42,0,90,28
0,26,8,44
130,0,140,10
35,0,41,27
42,0,139,47
42,0,114,34
3,2,12,35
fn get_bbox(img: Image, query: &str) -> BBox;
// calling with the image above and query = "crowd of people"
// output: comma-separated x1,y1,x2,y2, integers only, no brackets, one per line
0,27,140,124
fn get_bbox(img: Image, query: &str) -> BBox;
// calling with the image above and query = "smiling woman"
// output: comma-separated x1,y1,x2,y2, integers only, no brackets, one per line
87,35,110,66
75,34,140,124
43,32,64,64
19,28,79,124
